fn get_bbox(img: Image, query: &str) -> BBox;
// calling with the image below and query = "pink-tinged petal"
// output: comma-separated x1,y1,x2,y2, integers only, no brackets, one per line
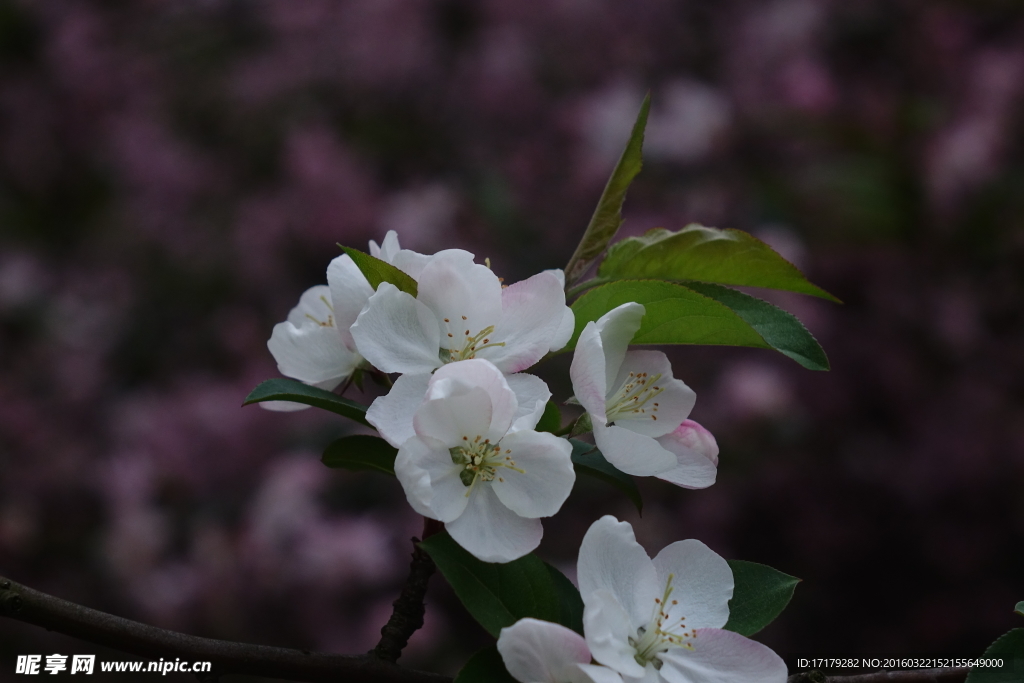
570,321,611,420
654,421,718,489
572,664,625,683
428,359,517,439
592,423,677,477
608,351,695,438
285,285,336,328
394,435,470,522
594,303,645,394
351,283,442,375
366,373,431,447
505,373,552,433
658,629,787,683
483,272,569,373
583,589,646,678
326,254,375,351
268,321,360,384
490,431,574,518
651,539,733,630
661,420,719,466
413,388,494,448
497,618,592,683
418,250,503,346
578,516,659,630
445,485,542,562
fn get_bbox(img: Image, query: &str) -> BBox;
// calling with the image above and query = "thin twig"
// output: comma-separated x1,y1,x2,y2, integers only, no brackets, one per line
371,519,443,662
0,576,449,683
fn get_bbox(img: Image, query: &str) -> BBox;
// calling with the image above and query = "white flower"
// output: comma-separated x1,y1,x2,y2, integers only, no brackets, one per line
569,303,717,487
393,359,574,562
263,232,424,411
350,250,572,376
367,369,552,449
578,516,787,683
497,618,623,683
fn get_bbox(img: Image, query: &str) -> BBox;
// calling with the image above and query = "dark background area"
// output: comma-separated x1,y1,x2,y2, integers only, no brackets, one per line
1,0,1023,679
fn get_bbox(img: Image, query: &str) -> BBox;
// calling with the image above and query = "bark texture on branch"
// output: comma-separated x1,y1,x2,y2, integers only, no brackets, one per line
372,539,437,662
0,576,450,683
0,573,973,683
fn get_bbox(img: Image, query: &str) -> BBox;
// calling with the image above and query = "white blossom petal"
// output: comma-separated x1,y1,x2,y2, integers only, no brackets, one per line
573,664,625,683
497,619,592,683
366,373,431,447
654,420,718,489
445,485,543,562
583,589,647,679
268,321,359,385
285,285,335,328
427,359,517,439
413,388,494,448
651,540,733,631
326,254,375,351
394,435,471,522
483,272,571,373
505,373,552,433
544,268,573,355
390,249,432,280
607,351,695,438
490,431,574,518
352,282,442,374
657,629,787,683
418,250,503,344
578,516,659,629
570,321,612,421
592,423,677,477
593,303,645,394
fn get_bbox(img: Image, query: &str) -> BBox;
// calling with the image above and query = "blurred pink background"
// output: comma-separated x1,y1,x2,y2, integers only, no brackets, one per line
1,1,1023,679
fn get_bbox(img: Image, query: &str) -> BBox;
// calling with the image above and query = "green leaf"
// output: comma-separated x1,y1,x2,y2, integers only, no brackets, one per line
597,225,840,302
723,560,800,636
563,94,650,287
340,245,418,297
420,532,577,637
570,439,642,514
321,435,397,475
569,280,828,370
536,401,562,434
454,646,518,683
547,563,585,635
1015,601,1024,617
966,628,1024,683
683,282,829,371
242,378,370,426
569,280,766,349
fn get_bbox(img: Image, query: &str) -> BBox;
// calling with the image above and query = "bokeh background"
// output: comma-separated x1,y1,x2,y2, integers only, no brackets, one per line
2,0,1023,679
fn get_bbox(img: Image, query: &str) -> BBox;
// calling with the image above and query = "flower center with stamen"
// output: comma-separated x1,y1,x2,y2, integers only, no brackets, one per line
605,372,665,424
449,435,524,491
303,295,336,327
627,573,696,669
439,315,506,363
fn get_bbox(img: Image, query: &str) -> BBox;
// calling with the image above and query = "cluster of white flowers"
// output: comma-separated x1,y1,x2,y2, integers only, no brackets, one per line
496,516,788,683
265,232,785,683
265,232,719,563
